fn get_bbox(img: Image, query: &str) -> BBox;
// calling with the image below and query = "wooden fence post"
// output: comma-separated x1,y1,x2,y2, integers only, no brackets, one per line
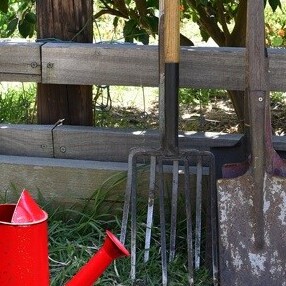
36,0,93,125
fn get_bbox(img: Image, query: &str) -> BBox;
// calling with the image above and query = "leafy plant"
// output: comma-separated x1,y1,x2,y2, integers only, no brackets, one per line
0,0,36,38
0,83,36,123
94,0,159,44
179,88,227,106
0,0,8,13
47,169,214,285
265,4,286,47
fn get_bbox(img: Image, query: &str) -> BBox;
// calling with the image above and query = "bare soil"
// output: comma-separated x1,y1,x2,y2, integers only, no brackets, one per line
94,96,286,136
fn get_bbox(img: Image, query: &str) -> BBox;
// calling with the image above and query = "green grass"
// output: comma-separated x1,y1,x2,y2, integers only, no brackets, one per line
39,171,214,286
0,82,36,123
47,201,213,285
0,172,214,285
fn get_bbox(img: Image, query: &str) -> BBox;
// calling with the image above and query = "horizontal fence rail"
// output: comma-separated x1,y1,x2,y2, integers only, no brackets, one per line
1,124,286,162
0,42,42,82
1,41,286,91
0,124,242,161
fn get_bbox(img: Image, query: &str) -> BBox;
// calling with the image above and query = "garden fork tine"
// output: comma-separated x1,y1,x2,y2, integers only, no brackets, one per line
195,156,203,269
169,159,179,262
184,156,194,285
130,152,137,282
144,155,156,263
158,157,168,286
120,147,144,282
120,154,133,246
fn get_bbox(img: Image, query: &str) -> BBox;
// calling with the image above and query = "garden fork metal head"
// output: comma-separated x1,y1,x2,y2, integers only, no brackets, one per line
120,147,218,285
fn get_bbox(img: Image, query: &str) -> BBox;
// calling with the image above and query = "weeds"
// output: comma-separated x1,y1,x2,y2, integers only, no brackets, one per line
0,83,36,123
45,171,213,285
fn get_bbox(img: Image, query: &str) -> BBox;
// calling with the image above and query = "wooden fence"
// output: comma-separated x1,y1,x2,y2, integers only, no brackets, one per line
1,42,286,91
0,41,286,204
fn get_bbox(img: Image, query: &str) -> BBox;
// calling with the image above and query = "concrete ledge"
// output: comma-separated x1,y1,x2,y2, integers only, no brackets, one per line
0,155,128,205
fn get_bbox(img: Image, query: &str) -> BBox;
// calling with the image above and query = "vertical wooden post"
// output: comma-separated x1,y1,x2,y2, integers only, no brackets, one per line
36,0,93,125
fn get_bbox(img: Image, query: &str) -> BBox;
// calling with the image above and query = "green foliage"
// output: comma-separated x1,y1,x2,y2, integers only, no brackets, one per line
0,0,284,45
269,0,282,11
179,88,227,106
0,0,8,13
93,0,284,46
271,91,286,105
182,0,283,45
0,0,36,38
0,83,36,123
96,0,158,44
265,4,286,47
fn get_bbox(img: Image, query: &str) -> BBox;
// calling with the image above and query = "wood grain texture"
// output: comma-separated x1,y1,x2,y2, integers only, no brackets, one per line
0,42,42,82
41,43,286,91
41,42,158,86
1,42,286,91
0,124,53,157
0,124,247,161
36,0,93,125
52,126,246,162
2,124,286,162
164,0,180,63
36,0,92,42
268,48,286,91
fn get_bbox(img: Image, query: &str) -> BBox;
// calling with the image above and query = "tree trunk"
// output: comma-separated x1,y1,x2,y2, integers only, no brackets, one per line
225,0,248,133
36,0,93,125
227,90,245,132
186,0,248,132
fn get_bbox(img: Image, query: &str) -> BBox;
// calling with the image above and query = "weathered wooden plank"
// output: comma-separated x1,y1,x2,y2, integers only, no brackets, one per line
41,42,157,86
1,124,286,161
0,155,208,206
52,125,243,162
42,43,244,88
0,42,285,91
0,124,53,157
41,43,286,91
268,48,286,91
0,73,40,82
180,47,245,90
53,126,159,161
0,41,42,82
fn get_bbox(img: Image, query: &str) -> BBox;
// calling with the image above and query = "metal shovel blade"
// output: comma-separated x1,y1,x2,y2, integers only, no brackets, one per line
12,189,47,223
217,172,286,285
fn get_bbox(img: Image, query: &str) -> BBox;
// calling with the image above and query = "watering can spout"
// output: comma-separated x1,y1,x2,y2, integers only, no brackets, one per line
65,230,130,286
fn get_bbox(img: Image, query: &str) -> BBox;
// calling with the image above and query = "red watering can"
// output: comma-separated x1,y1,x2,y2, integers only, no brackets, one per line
0,190,130,286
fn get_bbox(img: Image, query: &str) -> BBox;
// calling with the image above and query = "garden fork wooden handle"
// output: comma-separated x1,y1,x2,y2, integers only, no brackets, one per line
164,0,180,64
160,0,180,154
